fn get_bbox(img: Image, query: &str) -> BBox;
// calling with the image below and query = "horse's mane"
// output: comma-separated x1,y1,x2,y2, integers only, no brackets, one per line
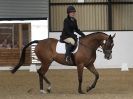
85,32,108,38
80,32,108,43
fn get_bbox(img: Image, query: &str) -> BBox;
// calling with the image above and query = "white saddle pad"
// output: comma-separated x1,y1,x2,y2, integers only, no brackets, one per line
56,40,79,54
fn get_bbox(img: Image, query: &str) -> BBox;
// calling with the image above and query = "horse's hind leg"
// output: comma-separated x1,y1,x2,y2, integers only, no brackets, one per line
37,61,52,93
86,64,99,92
37,68,47,94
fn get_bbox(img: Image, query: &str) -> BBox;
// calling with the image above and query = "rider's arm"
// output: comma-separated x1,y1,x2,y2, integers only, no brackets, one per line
74,19,85,37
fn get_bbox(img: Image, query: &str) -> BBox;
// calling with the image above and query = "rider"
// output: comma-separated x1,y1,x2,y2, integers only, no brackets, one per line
60,5,85,63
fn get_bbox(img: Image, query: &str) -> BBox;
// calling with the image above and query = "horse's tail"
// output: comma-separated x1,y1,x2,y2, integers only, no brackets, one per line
11,40,39,74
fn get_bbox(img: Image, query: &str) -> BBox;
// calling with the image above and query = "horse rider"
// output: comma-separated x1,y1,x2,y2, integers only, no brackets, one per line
60,5,85,63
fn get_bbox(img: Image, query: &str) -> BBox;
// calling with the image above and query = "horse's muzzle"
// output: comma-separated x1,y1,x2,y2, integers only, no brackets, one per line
105,54,112,60
103,50,112,60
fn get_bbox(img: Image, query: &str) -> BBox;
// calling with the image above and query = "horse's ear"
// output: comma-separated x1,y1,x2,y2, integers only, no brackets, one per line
109,35,111,39
112,33,116,38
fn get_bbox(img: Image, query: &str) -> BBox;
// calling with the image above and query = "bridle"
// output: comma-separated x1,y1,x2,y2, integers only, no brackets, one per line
100,40,113,54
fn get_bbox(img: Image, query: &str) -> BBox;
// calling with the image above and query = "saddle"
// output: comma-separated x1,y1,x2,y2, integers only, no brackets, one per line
56,39,79,54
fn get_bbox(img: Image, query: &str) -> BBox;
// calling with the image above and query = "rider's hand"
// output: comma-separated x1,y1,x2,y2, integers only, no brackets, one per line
82,34,85,37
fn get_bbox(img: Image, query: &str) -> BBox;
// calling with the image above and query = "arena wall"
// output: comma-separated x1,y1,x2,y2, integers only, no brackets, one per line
49,31,133,68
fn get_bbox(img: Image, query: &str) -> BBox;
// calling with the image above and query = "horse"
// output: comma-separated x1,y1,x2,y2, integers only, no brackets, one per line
11,32,115,94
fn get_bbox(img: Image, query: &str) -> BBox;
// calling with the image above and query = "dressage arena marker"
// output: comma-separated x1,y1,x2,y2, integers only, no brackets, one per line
121,63,129,71
29,64,37,72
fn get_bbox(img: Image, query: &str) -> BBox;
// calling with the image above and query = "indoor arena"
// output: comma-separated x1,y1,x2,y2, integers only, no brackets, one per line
0,0,133,99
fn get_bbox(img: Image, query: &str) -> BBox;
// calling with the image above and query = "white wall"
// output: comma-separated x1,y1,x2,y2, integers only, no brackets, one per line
31,20,48,40
49,31,133,68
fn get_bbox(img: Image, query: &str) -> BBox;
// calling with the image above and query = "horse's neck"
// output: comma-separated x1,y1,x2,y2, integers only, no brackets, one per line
95,33,109,41
81,33,108,50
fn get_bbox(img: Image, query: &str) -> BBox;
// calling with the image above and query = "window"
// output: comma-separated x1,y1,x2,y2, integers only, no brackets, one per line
0,23,30,49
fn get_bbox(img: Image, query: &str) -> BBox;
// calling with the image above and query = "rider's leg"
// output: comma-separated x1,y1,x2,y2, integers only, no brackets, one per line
64,38,75,45
64,38,75,62
65,43,73,62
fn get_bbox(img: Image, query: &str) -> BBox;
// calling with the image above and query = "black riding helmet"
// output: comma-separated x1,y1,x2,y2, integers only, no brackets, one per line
67,5,76,14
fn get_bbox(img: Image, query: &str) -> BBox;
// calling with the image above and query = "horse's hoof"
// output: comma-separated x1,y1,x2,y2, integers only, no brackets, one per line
86,87,92,92
86,89,89,92
78,91,85,94
40,90,47,94
47,86,51,93
47,89,51,93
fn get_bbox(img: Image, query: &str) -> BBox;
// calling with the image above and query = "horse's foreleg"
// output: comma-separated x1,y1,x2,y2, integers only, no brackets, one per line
86,64,99,92
77,64,85,94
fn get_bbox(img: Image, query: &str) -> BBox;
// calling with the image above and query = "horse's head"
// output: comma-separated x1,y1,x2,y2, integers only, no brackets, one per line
101,33,116,60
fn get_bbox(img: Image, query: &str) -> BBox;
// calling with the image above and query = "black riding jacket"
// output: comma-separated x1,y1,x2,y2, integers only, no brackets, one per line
60,15,85,41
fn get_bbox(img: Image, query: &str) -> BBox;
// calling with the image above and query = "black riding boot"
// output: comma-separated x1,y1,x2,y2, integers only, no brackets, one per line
65,43,73,63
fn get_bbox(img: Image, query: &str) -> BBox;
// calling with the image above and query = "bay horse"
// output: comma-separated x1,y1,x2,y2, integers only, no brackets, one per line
11,32,115,94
